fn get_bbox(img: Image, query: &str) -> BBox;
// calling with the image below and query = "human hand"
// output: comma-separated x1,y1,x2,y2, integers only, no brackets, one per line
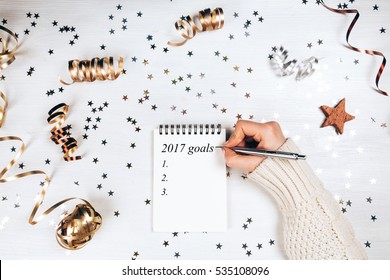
224,120,286,172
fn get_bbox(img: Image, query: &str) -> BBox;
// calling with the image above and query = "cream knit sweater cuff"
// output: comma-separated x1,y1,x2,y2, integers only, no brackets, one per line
248,138,323,211
248,138,367,259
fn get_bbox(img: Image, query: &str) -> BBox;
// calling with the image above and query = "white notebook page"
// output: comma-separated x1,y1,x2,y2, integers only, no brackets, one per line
153,124,227,232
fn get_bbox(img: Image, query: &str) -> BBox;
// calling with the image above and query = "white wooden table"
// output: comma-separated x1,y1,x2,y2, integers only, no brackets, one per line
0,0,389,259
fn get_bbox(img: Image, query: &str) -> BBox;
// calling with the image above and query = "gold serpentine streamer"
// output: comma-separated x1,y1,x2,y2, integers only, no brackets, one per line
47,103,81,161
320,0,388,96
60,56,123,85
0,136,101,250
168,7,224,46
1,26,18,127
0,25,18,71
0,90,7,127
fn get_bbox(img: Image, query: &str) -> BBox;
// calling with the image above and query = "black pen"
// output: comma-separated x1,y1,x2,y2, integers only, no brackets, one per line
215,146,306,160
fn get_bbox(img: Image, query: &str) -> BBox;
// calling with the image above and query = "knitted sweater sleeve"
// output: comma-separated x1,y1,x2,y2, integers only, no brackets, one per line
247,138,367,260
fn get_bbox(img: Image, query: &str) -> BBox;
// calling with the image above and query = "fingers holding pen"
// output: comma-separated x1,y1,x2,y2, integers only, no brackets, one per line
222,120,286,172
223,146,264,172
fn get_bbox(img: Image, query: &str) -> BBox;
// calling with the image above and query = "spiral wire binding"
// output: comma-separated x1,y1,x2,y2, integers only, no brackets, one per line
159,124,222,135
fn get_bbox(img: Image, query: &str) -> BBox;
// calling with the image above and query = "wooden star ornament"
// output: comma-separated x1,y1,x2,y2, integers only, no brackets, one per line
320,98,355,134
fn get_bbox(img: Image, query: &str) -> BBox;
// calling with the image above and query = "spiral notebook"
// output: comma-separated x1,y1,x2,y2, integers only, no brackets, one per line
153,124,227,232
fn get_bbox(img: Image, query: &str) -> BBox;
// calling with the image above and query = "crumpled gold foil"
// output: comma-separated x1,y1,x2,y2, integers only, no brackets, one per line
56,202,102,250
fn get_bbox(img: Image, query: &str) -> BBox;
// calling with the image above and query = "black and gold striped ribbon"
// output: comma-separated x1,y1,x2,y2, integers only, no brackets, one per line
320,0,387,96
168,7,224,46
47,103,81,161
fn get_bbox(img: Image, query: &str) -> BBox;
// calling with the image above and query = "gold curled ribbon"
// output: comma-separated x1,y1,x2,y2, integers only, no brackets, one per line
0,90,7,127
271,46,318,80
60,56,124,85
47,103,81,161
0,25,18,72
168,7,224,46
320,0,388,96
0,136,101,250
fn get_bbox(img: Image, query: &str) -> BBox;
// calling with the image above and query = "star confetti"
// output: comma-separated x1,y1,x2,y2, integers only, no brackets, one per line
0,0,388,261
